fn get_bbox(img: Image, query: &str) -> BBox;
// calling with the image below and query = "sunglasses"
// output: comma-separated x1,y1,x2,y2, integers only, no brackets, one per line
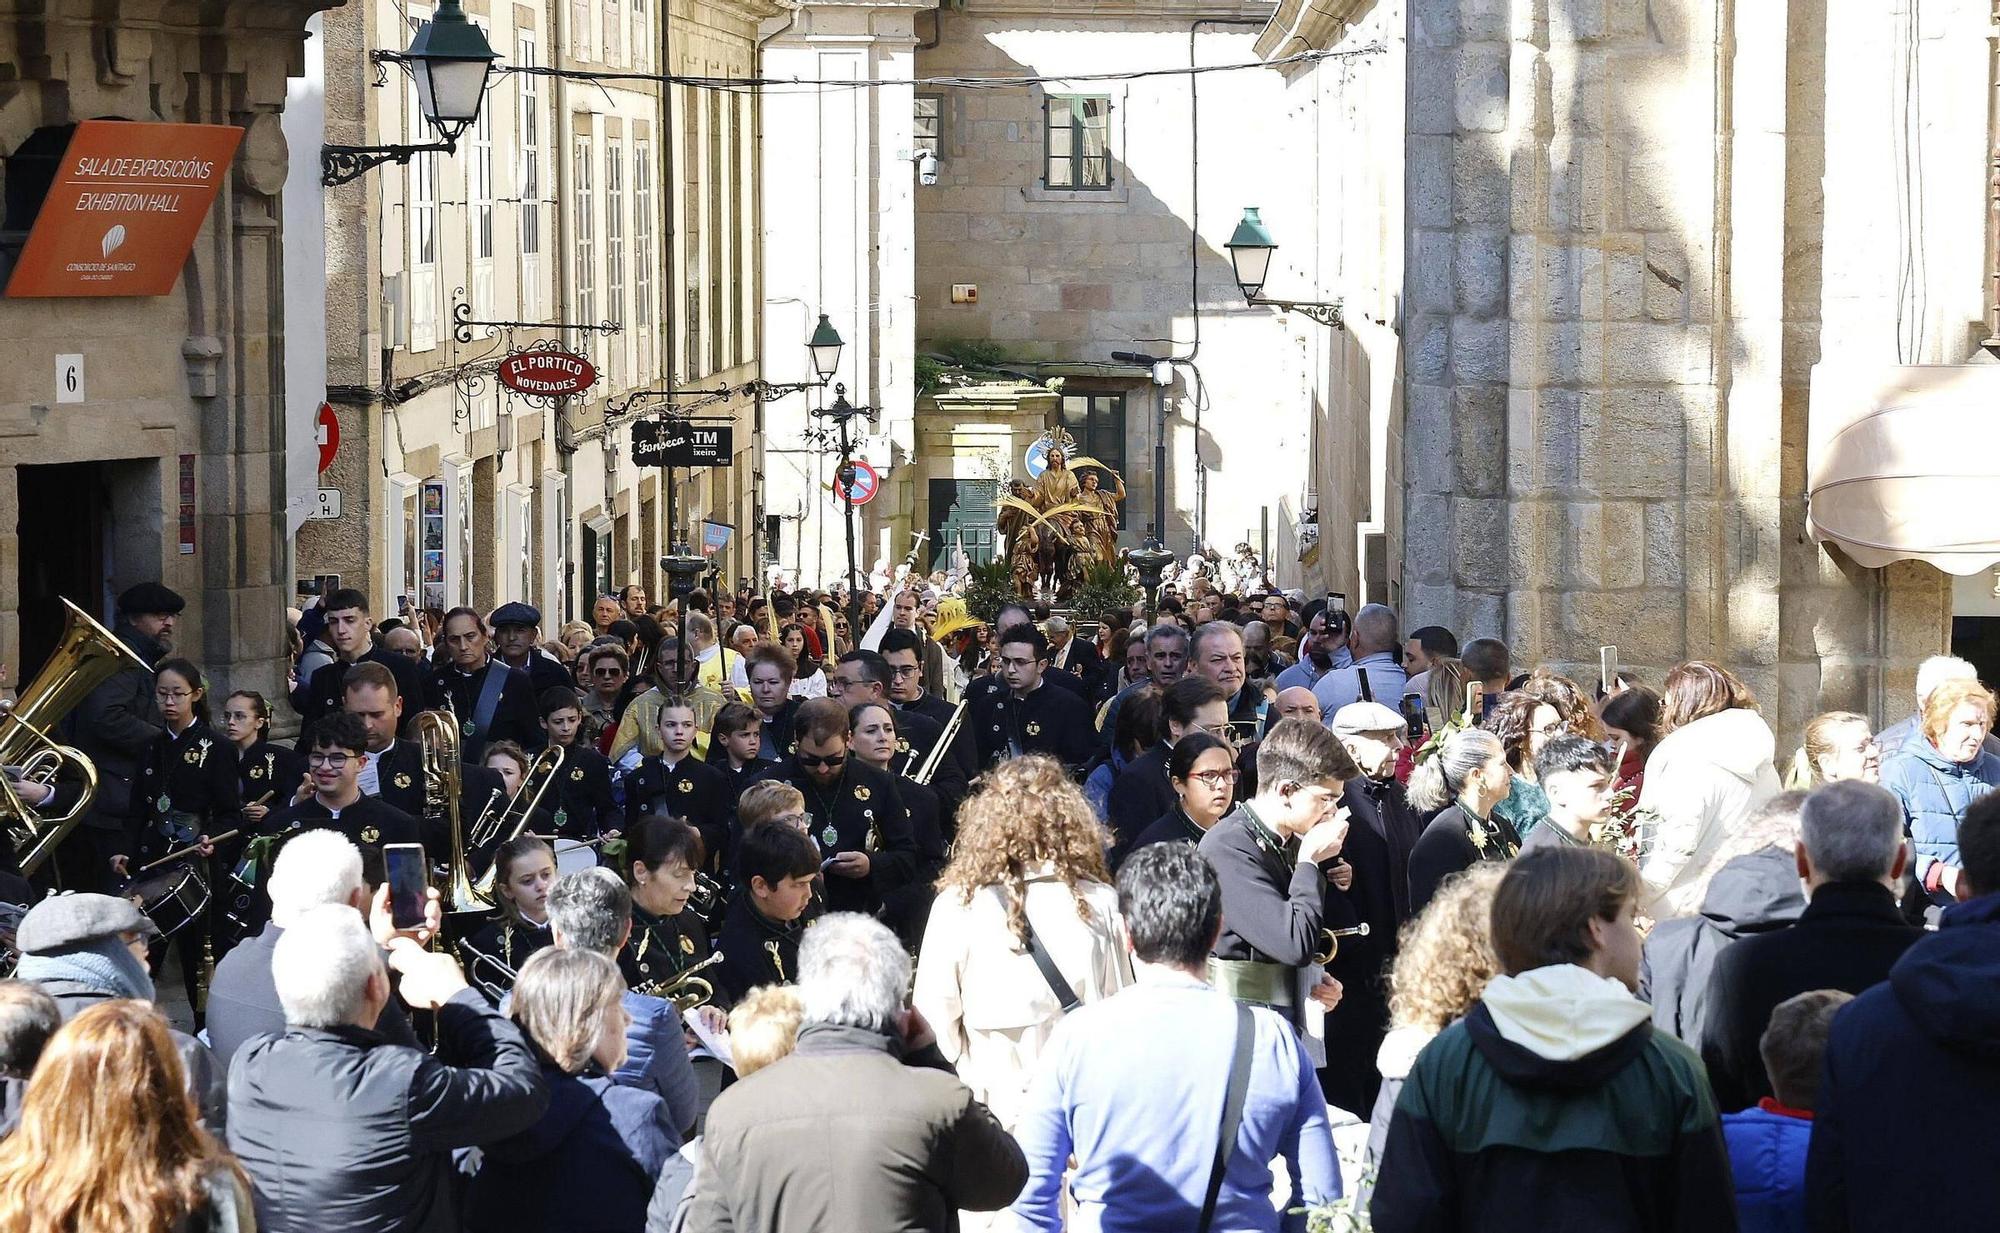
796,751,847,769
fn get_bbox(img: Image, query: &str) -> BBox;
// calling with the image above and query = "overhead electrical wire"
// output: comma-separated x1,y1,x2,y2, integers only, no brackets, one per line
495,43,1385,96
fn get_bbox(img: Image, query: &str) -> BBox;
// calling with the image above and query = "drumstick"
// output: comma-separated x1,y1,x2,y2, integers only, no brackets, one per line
139,828,242,873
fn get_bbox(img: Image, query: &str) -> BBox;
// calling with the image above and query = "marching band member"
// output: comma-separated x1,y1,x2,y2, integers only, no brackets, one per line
624,694,732,879
830,650,965,810
620,816,713,991
256,713,423,857
458,833,558,1000
343,662,504,863
777,699,916,916
710,821,820,1005
288,588,422,746
708,702,774,800
880,627,977,823
971,624,1096,776
117,657,242,1023
538,687,618,842
421,607,541,762
220,689,301,833
848,701,947,951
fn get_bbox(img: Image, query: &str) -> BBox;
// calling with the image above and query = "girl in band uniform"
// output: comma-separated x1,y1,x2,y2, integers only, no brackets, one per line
458,834,557,1001
121,659,242,1023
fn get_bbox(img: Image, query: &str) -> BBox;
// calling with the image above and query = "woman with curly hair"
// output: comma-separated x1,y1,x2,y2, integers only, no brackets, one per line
1362,863,1507,1200
1520,669,1606,744
0,999,253,1233
912,755,1132,1223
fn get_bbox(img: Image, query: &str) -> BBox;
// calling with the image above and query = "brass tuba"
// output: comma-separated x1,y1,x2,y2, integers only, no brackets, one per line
412,710,486,914
0,599,151,876
634,951,725,1011
468,745,567,898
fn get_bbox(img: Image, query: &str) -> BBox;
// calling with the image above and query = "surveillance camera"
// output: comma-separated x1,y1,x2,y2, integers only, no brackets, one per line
916,150,939,186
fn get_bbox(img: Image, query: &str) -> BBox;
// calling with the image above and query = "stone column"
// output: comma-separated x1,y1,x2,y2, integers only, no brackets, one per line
1402,0,1949,735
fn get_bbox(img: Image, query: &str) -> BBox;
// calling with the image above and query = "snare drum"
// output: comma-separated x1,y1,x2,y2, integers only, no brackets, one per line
127,861,212,938
552,838,599,877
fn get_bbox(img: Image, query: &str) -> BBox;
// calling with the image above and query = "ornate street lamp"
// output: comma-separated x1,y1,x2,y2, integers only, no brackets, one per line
1124,539,1177,620
807,315,845,385
1225,208,1345,329
322,0,500,187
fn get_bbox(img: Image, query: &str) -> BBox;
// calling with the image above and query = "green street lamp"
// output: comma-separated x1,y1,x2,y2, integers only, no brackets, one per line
322,0,500,186
1224,207,1344,329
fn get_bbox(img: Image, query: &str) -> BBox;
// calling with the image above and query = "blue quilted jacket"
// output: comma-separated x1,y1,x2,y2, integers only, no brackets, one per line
1879,739,2000,879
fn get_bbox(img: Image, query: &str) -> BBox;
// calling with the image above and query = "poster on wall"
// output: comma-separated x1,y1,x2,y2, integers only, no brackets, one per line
6,121,244,298
421,480,447,611
700,521,733,559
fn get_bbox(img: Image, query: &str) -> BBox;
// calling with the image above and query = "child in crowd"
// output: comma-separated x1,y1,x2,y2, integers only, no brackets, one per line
1723,988,1852,1233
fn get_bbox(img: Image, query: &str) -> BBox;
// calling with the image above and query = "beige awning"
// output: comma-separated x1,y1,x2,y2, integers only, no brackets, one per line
1806,363,2000,575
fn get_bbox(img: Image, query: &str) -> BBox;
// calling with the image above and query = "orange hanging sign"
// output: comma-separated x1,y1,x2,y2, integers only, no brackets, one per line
5,120,244,298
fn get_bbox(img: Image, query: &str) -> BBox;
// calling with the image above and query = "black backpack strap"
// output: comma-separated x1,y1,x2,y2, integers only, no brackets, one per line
1198,1003,1257,1233
1024,918,1081,1013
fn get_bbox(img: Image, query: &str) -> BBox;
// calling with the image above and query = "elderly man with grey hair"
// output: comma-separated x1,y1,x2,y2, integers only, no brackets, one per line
1696,779,1927,1110
1875,654,2000,760
208,828,422,1067
686,913,1027,1232
226,899,547,1233
539,869,699,1141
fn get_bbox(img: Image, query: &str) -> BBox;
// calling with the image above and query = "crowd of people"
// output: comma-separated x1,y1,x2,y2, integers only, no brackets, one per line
0,571,1996,1232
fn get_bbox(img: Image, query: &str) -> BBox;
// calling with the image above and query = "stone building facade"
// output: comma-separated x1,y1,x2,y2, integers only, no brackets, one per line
0,0,329,704
300,0,772,625
910,0,1317,583
1270,0,1992,738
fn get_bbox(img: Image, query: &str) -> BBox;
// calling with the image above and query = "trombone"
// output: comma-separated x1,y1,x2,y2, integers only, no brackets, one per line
905,696,969,787
633,951,725,1012
1311,922,1370,966
468,745,567,898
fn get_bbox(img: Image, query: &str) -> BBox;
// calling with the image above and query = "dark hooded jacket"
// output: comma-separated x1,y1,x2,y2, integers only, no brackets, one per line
1371,963,1735,1233
463,1058,675,1233
1640,845,1804,1045
1806,893,2000,1232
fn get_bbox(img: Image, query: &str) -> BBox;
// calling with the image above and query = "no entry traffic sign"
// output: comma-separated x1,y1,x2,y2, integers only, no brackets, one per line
835,459,880,506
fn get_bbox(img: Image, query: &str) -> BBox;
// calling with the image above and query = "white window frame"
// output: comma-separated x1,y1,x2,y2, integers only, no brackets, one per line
575,136,596,336
387,472,420,608
516,30,543,319
606,137,625,390
571,0,593,61
407,5,440,352
631,0,648,70
542,472,569,619
634,138,653,377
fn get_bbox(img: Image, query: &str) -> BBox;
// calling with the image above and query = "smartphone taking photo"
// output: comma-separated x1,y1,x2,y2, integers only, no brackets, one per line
384,843,429,930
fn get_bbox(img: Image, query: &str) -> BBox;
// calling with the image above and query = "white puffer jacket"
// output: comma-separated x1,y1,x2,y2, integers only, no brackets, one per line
1638,707,1781,917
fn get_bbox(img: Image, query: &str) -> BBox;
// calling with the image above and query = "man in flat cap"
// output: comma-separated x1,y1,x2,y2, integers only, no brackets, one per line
489,602,573,696
14,891,224,1123
1322,699,1427,1113
64,583,183,891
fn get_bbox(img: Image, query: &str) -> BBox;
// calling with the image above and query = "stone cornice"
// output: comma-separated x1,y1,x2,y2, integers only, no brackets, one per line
1253,0,1370,60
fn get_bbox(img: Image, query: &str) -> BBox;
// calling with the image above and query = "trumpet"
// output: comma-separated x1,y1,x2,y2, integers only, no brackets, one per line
907,696,968,787
1311,922,1370,966
464,948,519,1003
634,951,725,1012
468,745,567,898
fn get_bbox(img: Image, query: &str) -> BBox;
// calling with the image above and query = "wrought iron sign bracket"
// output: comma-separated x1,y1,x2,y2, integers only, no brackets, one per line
453,296,623,344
